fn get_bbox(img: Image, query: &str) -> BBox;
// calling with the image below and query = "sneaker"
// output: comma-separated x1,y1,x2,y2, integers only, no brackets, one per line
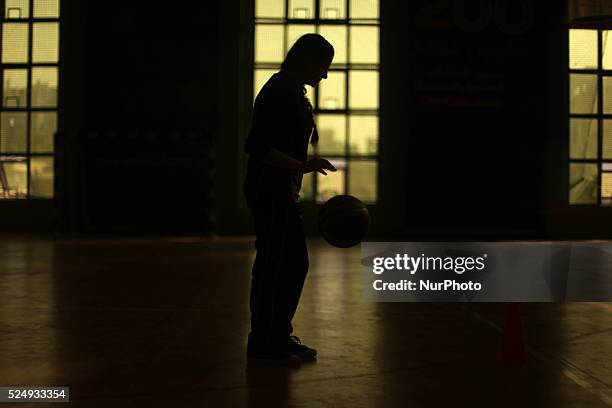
247,348,301,366
287,335,317,359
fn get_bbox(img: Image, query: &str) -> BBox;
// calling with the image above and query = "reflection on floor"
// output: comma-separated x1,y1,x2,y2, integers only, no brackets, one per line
1,235,611,407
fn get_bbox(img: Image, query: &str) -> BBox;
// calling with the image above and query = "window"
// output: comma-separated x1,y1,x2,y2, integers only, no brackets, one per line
0,0,59,199
254,0,379,204
568,28,612,205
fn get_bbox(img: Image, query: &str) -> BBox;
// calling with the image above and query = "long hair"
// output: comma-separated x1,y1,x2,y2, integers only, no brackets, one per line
281,34,334,147
302,88,318,146
281,33,334,72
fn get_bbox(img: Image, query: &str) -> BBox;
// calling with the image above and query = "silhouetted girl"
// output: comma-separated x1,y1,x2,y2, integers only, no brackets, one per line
244,33,336,364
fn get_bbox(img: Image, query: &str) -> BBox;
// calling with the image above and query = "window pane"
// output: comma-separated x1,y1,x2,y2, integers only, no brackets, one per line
30,156,53,198
33,0,59,18
288,0,314,19
570,74,597,114
349,115,378,154
604,77,612,114
349,160,376,202
350,0,378,19
350,26,379,64
320,0,346,19
3,69,28,108
570,29,597,69
603,31,612,70
602,173,612,206
316,159,346,203
569,163,598,204
287,24,315,53
316,114,346,155
605,120,612,160
256,0,285,19
318,71,345,109
0,159,27,198
349,70,378,109
33,23,59,63
2,23,28,63
1,112,27,153
255,24,284,63
31,67,58,107
319,25,347,64
253,69,276,102
5,0,29,18
299,171,314,201
570,118,597,159
31,112,56,153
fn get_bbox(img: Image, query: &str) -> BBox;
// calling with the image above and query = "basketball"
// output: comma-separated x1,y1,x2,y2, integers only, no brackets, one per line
318,195,370,248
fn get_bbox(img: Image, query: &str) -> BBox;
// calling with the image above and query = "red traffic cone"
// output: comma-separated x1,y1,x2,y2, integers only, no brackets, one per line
501,302,527,364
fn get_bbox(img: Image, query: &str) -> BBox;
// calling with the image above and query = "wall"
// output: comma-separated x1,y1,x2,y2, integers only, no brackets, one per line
4,0,611,238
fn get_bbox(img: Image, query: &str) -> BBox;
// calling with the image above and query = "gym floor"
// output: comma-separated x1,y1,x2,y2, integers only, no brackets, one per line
1,235,611,407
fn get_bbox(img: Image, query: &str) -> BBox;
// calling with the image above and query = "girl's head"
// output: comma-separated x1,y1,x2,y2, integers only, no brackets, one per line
281,33,334,87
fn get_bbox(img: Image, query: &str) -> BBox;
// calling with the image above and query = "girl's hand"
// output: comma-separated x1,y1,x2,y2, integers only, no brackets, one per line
302,158,337,175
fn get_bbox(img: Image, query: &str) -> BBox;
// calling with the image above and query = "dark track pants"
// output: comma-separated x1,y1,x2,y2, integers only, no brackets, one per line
247,200,309,351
